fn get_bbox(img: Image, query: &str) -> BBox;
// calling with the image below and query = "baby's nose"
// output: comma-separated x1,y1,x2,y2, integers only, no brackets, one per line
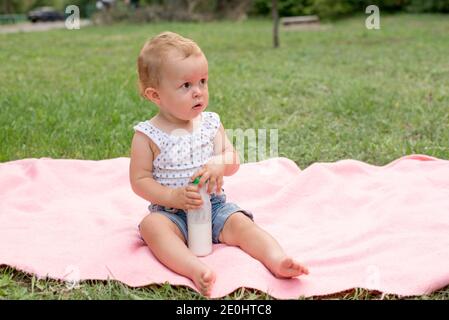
192,86,202,97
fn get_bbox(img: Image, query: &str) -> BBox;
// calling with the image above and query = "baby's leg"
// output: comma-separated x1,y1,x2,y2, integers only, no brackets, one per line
139,213,216,296
219,212,309,278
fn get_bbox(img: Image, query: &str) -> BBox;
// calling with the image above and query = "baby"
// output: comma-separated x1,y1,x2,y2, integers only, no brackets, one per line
130,31,309,297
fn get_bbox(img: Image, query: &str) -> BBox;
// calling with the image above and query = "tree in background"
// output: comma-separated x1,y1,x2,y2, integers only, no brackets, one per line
251,0,449,18
407,0,449,12
1,0,26,14
142,0,253,19
214,0,253,20
7,0,446,19
1,0,67,14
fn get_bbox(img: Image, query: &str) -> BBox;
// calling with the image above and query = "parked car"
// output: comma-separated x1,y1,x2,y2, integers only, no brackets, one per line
27,7,65,23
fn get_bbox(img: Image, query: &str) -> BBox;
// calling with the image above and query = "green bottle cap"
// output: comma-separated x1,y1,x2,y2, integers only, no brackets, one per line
192,176,201,185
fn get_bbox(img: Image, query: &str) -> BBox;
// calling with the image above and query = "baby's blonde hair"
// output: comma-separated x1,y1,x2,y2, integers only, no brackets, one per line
137,31,203,97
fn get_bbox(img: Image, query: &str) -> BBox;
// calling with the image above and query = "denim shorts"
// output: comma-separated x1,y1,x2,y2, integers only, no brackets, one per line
139,190,253,244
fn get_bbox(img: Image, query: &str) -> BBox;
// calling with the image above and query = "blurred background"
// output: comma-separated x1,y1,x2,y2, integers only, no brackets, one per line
1,0,449,24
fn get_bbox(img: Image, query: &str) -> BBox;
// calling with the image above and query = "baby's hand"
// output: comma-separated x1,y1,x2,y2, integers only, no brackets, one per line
190,163,225,194
170,185,203,211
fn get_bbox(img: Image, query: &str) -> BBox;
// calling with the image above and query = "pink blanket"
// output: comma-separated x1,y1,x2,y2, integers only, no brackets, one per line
1,155,448,298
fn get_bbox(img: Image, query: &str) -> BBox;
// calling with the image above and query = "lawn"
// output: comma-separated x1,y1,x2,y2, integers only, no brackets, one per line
0,14,448,299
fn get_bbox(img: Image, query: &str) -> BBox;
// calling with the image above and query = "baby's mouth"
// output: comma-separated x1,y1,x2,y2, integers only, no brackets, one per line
192,103,202,109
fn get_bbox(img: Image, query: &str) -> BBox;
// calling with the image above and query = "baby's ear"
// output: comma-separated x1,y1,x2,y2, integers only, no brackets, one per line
144,87,160,105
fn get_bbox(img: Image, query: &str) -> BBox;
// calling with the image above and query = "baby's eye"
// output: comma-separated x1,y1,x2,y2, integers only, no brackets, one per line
200,79,207,85
182,82,191,89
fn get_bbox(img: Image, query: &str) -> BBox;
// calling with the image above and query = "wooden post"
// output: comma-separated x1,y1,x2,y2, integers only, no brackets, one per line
272,0,279,48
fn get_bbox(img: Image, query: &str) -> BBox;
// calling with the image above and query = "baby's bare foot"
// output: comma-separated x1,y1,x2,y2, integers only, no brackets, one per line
192,268,216,297
270,256,309,278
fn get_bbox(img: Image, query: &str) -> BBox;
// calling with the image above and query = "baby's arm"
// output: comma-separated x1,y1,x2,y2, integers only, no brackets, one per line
129,131,173,207
191,124,240,193
129,131,203,210
209,123,240,176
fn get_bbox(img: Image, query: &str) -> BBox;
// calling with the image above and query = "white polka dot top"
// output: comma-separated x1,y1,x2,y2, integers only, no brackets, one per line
133,112,221,188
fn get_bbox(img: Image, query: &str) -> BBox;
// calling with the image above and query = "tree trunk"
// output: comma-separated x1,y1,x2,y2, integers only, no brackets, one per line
3,0,12,14
272,0,279,48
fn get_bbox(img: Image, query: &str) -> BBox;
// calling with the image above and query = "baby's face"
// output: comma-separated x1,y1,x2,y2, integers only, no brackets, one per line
157,51,209,121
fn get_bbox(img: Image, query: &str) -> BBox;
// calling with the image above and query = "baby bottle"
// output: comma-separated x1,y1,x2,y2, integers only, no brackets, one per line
187,176,212,256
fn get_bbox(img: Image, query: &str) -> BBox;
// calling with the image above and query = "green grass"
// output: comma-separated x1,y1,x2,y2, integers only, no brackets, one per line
1,14,448,299
1,265,448,300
